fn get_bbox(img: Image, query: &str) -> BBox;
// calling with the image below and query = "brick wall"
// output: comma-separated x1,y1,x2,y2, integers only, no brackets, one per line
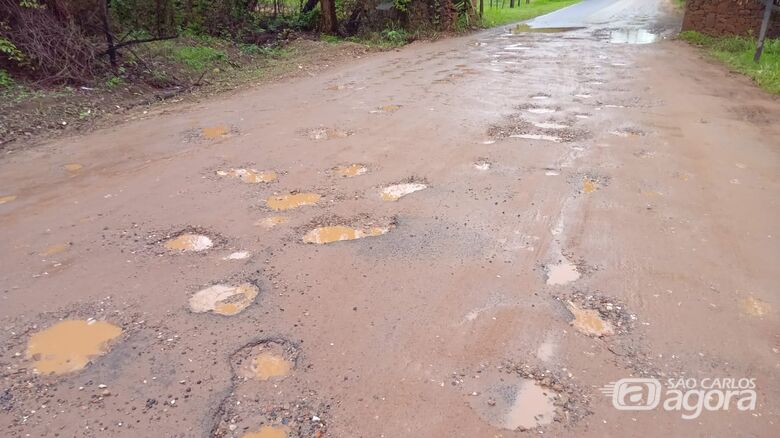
682,0,780,37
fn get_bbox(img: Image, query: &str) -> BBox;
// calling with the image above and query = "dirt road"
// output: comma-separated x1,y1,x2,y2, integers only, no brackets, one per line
1,1,778,436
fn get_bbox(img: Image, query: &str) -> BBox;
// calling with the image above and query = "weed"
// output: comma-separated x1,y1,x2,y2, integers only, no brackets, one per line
679,31,780,94
173,46,227,71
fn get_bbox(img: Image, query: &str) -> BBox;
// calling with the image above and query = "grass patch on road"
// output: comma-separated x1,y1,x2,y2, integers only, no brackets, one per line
679,31,780,94
480,0,582,27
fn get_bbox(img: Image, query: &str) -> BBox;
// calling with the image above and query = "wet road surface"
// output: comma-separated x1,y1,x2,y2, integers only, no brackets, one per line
2,0,780,436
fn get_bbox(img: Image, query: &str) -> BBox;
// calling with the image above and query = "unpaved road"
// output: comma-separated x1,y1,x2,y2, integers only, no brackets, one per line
1,1,779,437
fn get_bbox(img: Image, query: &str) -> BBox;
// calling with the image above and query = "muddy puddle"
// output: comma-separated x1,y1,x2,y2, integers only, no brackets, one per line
235,340,297,381
256,216,289,229
335,164,368,177
64,163,83,174
467,375,560,431
512,24,585,34
559,293,635,337
546,259,581,285
566,301,614,337
582,178,598,193
380,182,427,201
303,225,390,244
189,283,259,316
242,426,289,438
0,194,17,205
202,125,230,139
605,28,658,44
164,233,214,252
302,127,353,140
370,104,402,113
741,296,771,317
217,168,278,184
223,251,251,260
41,243,69,256
26,320,122,375
266,193,321,211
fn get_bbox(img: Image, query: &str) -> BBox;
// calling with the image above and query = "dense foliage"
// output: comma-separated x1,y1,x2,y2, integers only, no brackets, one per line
0,0,476,84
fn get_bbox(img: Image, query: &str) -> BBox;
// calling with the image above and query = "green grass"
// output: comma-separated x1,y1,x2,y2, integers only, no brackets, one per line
679,31,780,94
172,46,228,71
480,0,582,27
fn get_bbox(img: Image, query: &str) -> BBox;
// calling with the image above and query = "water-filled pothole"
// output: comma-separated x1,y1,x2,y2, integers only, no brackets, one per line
300,127,353,140
242,426,289,438
256,216,290,229
164,233,214,252
0,195,17,205
335,164,368,178
557,292,635,337
26,320,122,375
545,259,581,285
741,296,771,317
233,340,298,382
301,215,396,245
380,182,428,201
217,168,278,184
189,282,259,316
266,193,321,211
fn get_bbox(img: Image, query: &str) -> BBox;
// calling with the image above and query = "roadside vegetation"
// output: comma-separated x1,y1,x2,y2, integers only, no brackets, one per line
679,31,780,94
0,0,578,146
479,0,580,27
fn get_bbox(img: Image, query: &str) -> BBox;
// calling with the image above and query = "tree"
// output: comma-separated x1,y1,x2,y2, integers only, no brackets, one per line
320,0,337,34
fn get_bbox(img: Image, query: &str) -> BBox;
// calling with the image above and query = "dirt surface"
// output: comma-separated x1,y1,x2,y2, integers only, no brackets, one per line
0,38,373,151
1,0,779,437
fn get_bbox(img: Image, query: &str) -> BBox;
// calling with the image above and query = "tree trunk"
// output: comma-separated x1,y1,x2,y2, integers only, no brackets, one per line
100,0,117,69
321,0,337,34
302,0,319,13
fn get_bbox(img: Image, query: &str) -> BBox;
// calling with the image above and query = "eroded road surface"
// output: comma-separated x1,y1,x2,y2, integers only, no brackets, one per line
1,0,779,436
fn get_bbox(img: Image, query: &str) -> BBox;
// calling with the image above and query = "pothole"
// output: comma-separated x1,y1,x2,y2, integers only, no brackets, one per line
512,24,585,34
474,158,492,170
0,195,17,205
256,216,290,229
41,243,69,256
304,225,389,244
217,168,278,184
223,251,251,260
370,104,402,113
233,340,298,382
740,296,771,317
334,164,368,178
300,127,353,140
545,259,581,285
456,363,588,432
530,94,550,100
242,426,289,438
164,232,214,252
380,180,428,201
609,127,646,137
582,177,599,193
189,282,259,316
301,215,396,245
202,125,231,139
26,319,122,375
64,163,83,173
210,339,328,438
266,192,321,211
557,292,635,337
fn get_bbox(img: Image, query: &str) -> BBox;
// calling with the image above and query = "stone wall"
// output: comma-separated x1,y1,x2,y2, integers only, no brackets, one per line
682,0,780,37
